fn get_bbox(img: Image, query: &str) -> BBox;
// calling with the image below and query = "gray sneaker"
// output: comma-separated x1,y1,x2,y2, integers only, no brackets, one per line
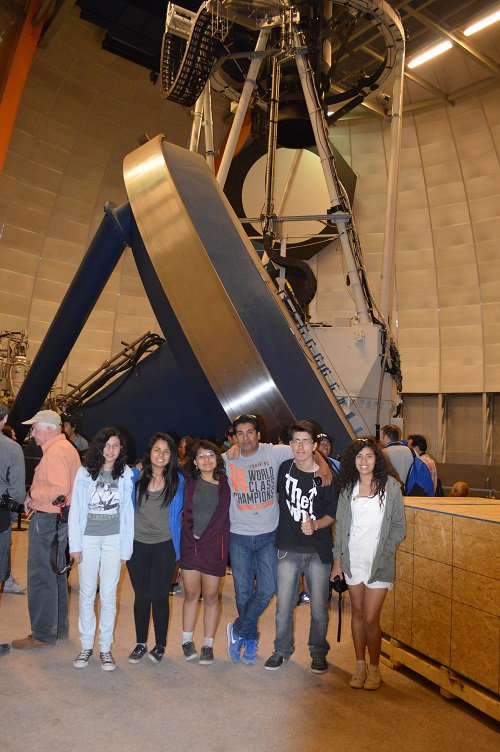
199,646,214,665
2,575,26,594
182,641,198,660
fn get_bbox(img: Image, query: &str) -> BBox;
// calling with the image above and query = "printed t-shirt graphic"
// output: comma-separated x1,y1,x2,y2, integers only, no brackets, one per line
88,471,119,520
224,443,293,535
229,459,276,511
283,469,318,522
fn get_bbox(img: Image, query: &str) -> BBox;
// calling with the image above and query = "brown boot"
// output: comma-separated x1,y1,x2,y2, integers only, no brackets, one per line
364,663,382,690
11,635,51,650
349,660,367,688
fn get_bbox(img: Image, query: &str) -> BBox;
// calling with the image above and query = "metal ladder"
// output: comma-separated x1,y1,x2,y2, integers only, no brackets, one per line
277,285,367,436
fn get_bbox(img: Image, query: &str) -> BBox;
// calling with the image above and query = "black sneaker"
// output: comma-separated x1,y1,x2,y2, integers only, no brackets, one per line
73,648,92,668
100,651,116,671
199,646,214,665
311,656,328,674
128,644,147,664
264,652,288,670
148,645,165,664
182,641,198,661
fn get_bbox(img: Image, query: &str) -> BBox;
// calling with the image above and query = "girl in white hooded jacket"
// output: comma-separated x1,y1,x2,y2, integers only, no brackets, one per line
69,427,135,671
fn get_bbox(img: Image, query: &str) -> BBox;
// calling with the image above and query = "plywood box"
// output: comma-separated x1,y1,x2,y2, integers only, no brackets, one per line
382,498,500,695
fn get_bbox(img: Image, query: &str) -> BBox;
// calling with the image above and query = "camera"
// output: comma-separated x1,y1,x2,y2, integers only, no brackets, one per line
52,495,69,522
0,493,25,515
331,575,348,594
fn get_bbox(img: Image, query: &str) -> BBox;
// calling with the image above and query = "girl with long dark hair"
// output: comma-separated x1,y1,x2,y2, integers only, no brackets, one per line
180,439,230,664
331,438,405,690
127,432,184,665
69,427,135,671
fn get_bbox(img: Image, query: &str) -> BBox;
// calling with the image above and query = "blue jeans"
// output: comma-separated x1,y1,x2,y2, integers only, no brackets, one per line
28,511,69,644
275,549,331,658
229,531,277,641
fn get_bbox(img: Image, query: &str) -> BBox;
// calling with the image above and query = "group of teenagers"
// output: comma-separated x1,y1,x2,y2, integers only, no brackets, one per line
60,412,406,691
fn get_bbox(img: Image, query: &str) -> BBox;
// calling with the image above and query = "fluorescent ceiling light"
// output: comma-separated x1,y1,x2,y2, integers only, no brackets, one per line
464,9,500,36
407,40,453,69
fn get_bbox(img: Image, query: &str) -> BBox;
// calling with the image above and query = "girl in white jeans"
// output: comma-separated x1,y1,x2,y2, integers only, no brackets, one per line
69,427,135,671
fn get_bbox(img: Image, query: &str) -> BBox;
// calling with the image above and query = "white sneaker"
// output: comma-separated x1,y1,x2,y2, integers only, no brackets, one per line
73,649,92,668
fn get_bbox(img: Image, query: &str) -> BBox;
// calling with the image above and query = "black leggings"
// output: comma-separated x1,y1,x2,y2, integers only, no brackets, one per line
127,539,177,647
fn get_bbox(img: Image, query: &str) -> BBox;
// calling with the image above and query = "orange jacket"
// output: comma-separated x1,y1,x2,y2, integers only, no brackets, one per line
29,433,81,513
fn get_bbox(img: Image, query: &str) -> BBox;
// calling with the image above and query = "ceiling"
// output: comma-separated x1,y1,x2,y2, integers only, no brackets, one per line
72,0,500,115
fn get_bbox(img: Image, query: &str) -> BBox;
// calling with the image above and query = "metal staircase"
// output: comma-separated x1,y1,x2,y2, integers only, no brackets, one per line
277,284,368,437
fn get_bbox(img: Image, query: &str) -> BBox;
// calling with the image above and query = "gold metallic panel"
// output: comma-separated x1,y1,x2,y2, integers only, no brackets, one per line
123,135,294,423
123,135,355,439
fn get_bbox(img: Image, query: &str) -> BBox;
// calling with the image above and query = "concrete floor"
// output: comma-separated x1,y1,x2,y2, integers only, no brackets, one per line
1,528,498,752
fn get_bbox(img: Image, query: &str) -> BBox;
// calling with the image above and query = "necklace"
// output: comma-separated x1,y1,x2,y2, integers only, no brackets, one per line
149,474,165,491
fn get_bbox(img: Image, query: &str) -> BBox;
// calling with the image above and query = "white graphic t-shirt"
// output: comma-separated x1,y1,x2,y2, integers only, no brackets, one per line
84,470,120,536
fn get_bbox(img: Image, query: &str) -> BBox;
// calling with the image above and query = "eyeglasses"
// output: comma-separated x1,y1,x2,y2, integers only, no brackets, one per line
196,451,216,459
290,438,314,446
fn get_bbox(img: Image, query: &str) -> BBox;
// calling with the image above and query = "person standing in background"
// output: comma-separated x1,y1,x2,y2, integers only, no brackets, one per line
379,425,413,486
0,401,26,654
61,414,89,455
407,435,437,494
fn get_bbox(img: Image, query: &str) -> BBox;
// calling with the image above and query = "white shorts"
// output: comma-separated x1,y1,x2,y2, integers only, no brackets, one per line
345,575,392,590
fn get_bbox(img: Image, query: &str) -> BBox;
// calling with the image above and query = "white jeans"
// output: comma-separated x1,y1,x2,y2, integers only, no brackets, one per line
78,534,121,652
